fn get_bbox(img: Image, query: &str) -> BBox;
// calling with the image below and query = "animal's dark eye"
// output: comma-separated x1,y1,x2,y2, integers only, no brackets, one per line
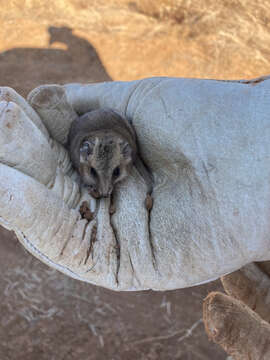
90,167,97,178
113,167,120,178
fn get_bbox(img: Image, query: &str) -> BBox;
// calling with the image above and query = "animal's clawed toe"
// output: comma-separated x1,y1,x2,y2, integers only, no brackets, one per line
145,194,153,211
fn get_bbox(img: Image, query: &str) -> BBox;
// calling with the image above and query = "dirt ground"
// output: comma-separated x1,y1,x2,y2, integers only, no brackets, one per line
1,1,270,359
0,227,225,360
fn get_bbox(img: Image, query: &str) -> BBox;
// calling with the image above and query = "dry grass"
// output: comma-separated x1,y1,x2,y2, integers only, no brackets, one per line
1,0,270,80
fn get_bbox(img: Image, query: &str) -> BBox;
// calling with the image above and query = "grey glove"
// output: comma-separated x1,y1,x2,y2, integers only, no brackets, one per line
1,75,270,291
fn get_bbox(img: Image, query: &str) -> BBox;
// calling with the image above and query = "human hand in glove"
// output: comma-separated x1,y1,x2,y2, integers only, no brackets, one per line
1,75,270,291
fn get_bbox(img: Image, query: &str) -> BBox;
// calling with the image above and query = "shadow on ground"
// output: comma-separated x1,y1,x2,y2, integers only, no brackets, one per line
0,26,111,97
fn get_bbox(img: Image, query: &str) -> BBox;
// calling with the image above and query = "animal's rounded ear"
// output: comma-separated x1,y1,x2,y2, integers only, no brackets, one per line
120,141,133,160
80,139,95,162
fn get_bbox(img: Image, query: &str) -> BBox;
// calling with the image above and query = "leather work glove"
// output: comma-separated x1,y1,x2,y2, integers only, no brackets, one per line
0,76,270,291
203,261,270,359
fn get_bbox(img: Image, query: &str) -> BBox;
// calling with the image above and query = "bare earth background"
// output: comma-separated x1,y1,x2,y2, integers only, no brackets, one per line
1,1,270,359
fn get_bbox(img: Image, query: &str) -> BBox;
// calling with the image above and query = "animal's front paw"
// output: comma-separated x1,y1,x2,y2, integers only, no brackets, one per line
145,194,153,211
79,201,94,222
87,185,100,199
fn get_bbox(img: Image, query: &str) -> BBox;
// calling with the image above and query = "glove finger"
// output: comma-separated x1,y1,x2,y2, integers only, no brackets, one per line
0,100,57,186
64,80,142,115
27,85,82,178
203,292,270,360
221,262,270,323
27,84,78,145
0,87,49,140
0,100,80,208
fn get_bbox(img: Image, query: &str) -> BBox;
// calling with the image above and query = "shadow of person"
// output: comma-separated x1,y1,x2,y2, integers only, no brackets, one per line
0,26,111,97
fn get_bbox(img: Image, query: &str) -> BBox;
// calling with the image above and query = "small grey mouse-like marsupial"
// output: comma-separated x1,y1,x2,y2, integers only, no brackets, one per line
68,108,154,210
